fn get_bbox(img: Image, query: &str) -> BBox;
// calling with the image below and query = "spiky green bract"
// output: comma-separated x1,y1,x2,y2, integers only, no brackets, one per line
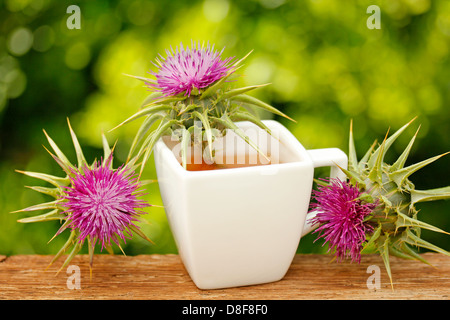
14,119,152,274
115,46,294,173
345,118,450,287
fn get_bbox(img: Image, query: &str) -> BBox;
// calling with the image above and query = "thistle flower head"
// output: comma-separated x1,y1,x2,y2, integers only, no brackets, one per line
15,119,152,273
309,118,450,287
310,178,378,263
61,156,148,251
117,42,295,174
148,41,234,97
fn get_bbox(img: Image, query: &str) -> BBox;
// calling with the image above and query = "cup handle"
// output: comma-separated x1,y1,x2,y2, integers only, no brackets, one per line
302,148,348,236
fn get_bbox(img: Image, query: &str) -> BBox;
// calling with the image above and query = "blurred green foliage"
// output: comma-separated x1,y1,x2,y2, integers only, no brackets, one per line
1,0,449,259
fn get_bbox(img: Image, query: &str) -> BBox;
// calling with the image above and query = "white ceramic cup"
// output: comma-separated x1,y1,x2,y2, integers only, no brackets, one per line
154,120,347,289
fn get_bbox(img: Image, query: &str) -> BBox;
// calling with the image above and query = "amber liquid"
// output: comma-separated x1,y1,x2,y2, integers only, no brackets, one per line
183,153,275,171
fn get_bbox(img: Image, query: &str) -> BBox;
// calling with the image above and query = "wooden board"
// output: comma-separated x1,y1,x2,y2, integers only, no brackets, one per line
0,253,448,300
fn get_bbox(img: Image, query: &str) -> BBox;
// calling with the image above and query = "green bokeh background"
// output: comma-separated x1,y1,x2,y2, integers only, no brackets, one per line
1,0,449,258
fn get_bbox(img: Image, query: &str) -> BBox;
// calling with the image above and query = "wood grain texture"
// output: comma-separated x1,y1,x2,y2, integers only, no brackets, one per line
0,253,448,300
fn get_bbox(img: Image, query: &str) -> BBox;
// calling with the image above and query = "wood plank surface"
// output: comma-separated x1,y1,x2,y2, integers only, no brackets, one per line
0,253,448,300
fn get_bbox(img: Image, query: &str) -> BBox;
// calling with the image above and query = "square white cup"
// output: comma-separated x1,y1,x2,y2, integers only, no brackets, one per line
154,120,347,289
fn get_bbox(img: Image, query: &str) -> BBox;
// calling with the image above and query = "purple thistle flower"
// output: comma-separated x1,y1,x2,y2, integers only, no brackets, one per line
148,41,234,97
309,178,378,263
60,156,149,251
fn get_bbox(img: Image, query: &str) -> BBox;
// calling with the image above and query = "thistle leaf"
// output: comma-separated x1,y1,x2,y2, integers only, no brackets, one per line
216,84,270,102
51,215,73,242
362,224,382,251
43,129,73,169
16,170,69,188
180,126,190,170
139,119,179,176
127,113,164,160
403,229,450,256
199,73,233,100
388,241,434,266
410,186,450,204
17,209,65,223
56,241,83,275
399,242,433,266
368,134,385,184
43,147,72,175
348,120,359,174
395,209,450,235
191,110,213,160
368,117,416,169
25,185,60,198
389,152,449,187
129,224,154,244
230,94,295,122
313,178,329,187
358,140,377,171
377,235,394,289
102,133,112,166
12,199,64,213
136,130,157,161
240,103,259,118
104,244,114,255
146,95,186,107
230,111,271,135
211,113,270,162
388,243,415,260
178,103,199,116
122,73,152,83
140,92,164,108
67,118,87,167
390,126,420,172
47,230,77,269
337,165,366,188
232,50,253,68
88,236,94,277
110,104,172,131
